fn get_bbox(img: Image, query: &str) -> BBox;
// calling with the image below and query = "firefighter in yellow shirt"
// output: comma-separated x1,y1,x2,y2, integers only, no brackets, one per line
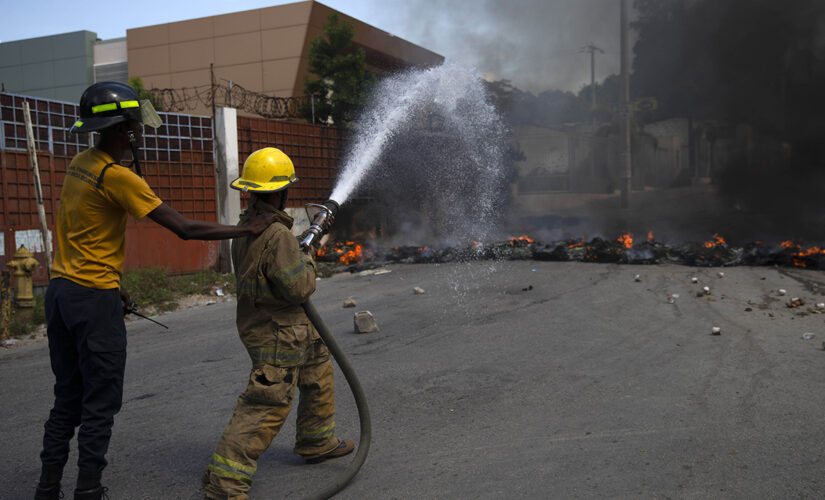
34,82,276,500
203,148,353,500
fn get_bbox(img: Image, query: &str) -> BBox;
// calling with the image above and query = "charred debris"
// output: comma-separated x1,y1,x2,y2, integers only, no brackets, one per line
315,235,825,271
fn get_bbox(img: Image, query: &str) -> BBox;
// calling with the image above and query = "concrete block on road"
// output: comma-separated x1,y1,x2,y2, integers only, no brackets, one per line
354,310,379,333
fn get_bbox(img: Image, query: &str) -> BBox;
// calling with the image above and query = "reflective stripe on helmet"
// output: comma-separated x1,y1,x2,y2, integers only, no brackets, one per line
91,100,140,114
73,120,84,127
268,173,298,182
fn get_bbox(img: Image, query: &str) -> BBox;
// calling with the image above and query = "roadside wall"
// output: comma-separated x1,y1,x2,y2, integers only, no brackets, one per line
1,92,342,285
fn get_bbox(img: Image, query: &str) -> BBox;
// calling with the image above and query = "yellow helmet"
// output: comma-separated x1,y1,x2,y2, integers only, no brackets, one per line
230,147,298,192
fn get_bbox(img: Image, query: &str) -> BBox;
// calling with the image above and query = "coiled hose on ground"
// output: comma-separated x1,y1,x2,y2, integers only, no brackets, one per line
302,299,371,499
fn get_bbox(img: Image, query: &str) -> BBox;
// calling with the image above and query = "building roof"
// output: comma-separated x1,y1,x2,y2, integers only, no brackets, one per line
126,0,444,115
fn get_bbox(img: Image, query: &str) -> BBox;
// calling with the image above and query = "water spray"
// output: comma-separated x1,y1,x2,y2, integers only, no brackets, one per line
299,63,506,498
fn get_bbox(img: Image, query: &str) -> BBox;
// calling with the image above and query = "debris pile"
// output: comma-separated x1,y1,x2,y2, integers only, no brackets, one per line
315,234,825,271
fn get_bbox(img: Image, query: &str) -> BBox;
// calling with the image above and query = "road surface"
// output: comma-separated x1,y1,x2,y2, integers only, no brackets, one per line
2,261,824,499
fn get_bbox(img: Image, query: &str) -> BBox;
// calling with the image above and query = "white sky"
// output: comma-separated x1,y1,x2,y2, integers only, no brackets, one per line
0,0,626,93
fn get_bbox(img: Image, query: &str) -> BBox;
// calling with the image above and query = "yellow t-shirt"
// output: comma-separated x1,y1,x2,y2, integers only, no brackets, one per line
51,148,163,289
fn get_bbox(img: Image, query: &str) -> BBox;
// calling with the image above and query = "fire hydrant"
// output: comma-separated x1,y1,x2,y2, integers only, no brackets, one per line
7,245,39,311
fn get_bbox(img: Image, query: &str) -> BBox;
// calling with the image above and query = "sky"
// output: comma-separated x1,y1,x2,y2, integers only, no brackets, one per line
0,0,626,94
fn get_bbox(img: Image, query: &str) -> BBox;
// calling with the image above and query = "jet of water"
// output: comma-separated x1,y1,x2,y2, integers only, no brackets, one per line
329,63,508,245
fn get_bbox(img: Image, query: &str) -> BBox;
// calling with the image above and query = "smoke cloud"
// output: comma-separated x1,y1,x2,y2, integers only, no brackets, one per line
367,0,624,93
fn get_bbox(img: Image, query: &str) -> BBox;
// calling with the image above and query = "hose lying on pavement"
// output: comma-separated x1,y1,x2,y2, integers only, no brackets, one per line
302,299,371,500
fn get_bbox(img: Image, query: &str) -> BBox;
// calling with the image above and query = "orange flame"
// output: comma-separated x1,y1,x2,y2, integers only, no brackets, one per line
339,242,366,264
317,240,372,264
509,235,535,246
567,238,585,249
647,230,654,242
703,234,726,248
617,233,633,249
791,245,825,267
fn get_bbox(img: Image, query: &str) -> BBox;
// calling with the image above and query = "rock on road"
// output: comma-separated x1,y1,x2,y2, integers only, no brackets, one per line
1,261,824,499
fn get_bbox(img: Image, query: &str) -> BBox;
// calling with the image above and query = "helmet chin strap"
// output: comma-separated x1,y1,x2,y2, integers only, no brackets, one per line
126,129,143,177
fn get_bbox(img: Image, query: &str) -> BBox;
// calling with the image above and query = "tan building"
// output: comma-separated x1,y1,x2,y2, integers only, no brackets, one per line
127,0,444,115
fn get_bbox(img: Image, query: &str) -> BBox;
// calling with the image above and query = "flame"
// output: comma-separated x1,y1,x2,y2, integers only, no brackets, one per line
790,245,825,267
780,240,797,249
617,233,633,249
647,230,654,242
567,238,585,249
795,246,824,257
509,235,535,246
339,244,363,264
703,233,726,248
316,240,372,264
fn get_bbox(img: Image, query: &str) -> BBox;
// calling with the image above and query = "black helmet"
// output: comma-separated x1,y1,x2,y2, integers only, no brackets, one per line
70,81,144,134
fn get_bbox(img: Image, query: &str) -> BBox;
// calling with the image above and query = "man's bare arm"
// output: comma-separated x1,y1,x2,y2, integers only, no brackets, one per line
147,203,275,240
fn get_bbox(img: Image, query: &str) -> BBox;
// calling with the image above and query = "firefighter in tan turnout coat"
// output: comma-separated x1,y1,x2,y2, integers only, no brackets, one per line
204,148,354,499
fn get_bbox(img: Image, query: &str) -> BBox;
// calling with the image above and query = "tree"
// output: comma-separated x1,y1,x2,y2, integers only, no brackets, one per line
302,13,375,127
485,78,590,127
127,76,163,112
631,0,825,140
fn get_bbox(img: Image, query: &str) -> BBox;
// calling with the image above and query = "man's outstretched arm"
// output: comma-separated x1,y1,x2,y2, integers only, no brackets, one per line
147,203,275,240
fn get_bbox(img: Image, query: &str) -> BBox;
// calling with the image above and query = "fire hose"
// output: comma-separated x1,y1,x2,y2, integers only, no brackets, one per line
300,200,371,500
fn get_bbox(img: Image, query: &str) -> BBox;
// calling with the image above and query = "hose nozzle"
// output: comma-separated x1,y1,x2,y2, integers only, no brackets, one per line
300,199,339,251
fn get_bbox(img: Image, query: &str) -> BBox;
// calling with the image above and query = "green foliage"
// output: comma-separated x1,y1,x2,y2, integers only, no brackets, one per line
3,270,236,339
127,76,163,112
302,13,375,127
631,0,825,139
484,78,590,127
6,293,44,338
32,293,45,326
121,267,235,313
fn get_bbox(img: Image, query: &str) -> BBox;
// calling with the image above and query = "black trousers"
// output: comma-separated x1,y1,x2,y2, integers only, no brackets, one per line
40,278,127,477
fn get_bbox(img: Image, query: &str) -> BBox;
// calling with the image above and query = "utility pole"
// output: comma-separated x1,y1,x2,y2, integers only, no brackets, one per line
582,43,604,181
582,44,604,110
619,0,632,208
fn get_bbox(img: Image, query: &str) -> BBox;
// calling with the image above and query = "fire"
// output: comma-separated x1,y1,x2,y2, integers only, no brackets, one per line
567,238,585,249
790,245,825,268
795,246,825,257
316,240,372,264
647,230,654,242
509,235,535,246
703,233,726,248
340,243,364,264
617,233,633,249
780,240,797,249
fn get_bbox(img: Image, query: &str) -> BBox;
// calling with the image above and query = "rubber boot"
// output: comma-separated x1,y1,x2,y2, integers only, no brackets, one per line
74,471,106,500
34,464,63,500
73,486,107,500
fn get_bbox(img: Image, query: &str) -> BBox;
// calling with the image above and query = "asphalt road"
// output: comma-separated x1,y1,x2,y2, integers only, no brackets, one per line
2,261,825,499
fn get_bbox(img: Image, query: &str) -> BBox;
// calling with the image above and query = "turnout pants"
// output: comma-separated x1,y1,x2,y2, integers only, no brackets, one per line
40,278,127,478
204,327,338,500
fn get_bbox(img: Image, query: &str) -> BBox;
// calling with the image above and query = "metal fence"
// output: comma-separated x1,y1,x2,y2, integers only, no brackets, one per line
0,92,220,284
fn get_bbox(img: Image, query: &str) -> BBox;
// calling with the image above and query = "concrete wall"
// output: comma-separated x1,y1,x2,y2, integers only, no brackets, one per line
0,31,96,101
127,0,443,116
93,38,128,84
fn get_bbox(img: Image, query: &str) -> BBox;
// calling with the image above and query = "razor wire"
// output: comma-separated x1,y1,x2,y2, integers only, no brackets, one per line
147,81,310,119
